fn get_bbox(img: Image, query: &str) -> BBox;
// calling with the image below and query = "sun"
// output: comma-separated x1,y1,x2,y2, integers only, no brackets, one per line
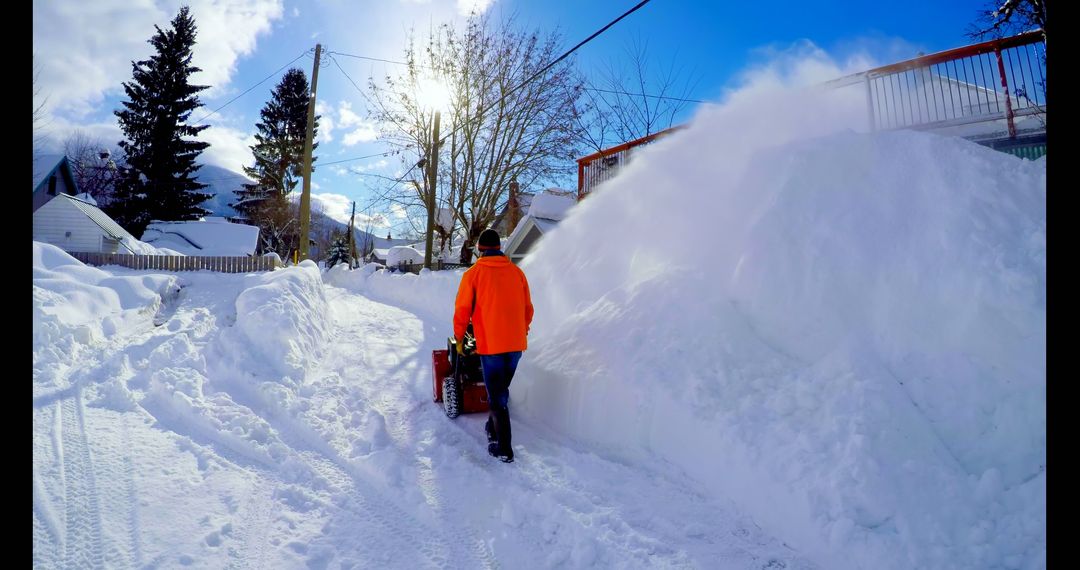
416,76,452,114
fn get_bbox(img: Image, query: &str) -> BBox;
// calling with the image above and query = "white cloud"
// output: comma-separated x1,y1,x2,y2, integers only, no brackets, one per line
33,0,284,117
457,0,495,15
333,166,349,177
34,115,125,156
343,126,378,146
292,6,299,17
337,101,363,128
187,0,285,98
311,181,321,190
350,159,389,173
198,124,257,172
315,101,335,143
390,204,408,219
307,192,354,224
336,100,379,146
358,213,391,229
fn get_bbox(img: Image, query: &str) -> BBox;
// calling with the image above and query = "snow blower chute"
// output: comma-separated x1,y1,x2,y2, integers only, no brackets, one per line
431,325,489,418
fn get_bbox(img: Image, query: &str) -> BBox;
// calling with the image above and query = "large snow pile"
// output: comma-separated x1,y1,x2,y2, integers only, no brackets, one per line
514,76,1046,567
229,260,331,382
33,242,180,394
325,262,462,324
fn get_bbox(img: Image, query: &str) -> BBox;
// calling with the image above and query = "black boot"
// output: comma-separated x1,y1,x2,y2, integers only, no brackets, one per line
485,416,497,444
493,408,513,462
488,442,513,462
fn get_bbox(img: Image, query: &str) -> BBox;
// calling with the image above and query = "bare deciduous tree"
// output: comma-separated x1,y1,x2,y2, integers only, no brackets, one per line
34,56,51,157
574,37,701,154
967,0,1046,45
63,130,121,206
367,14,585,264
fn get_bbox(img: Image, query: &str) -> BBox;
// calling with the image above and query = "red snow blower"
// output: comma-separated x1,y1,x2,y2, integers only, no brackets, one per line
431,325,489,418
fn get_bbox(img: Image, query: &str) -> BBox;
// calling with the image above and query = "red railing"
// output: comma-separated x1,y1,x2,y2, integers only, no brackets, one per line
576,126,683,199
826,30,1046,140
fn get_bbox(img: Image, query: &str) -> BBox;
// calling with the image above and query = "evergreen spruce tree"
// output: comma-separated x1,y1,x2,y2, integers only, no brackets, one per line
326,231,352,269
232,69,318,254
110,5,212,237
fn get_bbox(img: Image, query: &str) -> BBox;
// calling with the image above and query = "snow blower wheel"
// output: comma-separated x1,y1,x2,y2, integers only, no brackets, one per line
442,375,462,418
431,325,490,418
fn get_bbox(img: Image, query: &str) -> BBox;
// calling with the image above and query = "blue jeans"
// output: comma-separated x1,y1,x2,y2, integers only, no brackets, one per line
480,351,522,454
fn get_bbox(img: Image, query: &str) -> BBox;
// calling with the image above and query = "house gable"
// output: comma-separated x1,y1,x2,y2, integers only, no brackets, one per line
32,155,81,213
33,194,136,254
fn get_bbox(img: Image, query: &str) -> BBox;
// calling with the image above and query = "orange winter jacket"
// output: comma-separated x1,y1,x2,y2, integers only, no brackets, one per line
453,253,534,355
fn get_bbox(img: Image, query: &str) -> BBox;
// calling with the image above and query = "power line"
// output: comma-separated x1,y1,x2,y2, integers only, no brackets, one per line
436,0,654,147
584,87,704,104
328,45,700,104
319,1,655,174
326,52,408,67
320,150,402,167
330,55,368,98
192,49,313,126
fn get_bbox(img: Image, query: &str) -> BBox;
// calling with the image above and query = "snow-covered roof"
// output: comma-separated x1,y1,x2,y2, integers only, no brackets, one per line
386,245,424,266
502,189,578,259
141,217,260,256
526,189,576,221
533,217,560,234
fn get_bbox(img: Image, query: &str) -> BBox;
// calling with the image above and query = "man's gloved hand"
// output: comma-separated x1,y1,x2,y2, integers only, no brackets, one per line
456,337,465,355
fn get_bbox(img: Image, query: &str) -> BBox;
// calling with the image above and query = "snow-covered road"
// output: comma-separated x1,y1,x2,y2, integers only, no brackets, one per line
34,269,816,569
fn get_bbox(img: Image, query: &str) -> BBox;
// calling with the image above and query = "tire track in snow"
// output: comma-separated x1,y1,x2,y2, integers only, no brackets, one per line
330,286,818,569
315,288,499,568
238,391,496,569
213,286,496,568
228,476,273,570
59,392,106,569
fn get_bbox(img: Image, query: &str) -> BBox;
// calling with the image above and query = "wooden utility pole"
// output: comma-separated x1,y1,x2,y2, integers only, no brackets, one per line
299,43,321,260
423,110,441,270
348,201,358,268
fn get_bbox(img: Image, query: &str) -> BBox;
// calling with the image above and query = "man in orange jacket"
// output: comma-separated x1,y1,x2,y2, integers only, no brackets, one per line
453,228,533,463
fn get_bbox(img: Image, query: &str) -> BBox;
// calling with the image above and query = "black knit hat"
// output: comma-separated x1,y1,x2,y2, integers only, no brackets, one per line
477,228,501,250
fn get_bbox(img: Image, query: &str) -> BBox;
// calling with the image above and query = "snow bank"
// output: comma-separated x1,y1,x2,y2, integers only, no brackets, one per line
526,189,576,220
514,56,1046,570
33,241,180,351
325,263,463,325
232,260,330,382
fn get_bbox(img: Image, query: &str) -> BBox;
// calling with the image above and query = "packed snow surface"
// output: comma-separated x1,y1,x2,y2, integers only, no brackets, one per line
34,246,816,568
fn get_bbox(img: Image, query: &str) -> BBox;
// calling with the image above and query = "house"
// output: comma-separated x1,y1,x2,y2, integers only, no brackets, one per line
502,189,577,264
33,193,143,254
492,187,534,236
366,248,390,264
33,154,79,213
33,154,144,254
141,217,260,256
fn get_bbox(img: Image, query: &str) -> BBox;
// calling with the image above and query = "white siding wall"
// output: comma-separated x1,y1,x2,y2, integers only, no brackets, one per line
32,198,109,253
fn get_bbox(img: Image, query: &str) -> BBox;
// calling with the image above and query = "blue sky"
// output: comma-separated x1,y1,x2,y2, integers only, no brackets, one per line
34,0,988,232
